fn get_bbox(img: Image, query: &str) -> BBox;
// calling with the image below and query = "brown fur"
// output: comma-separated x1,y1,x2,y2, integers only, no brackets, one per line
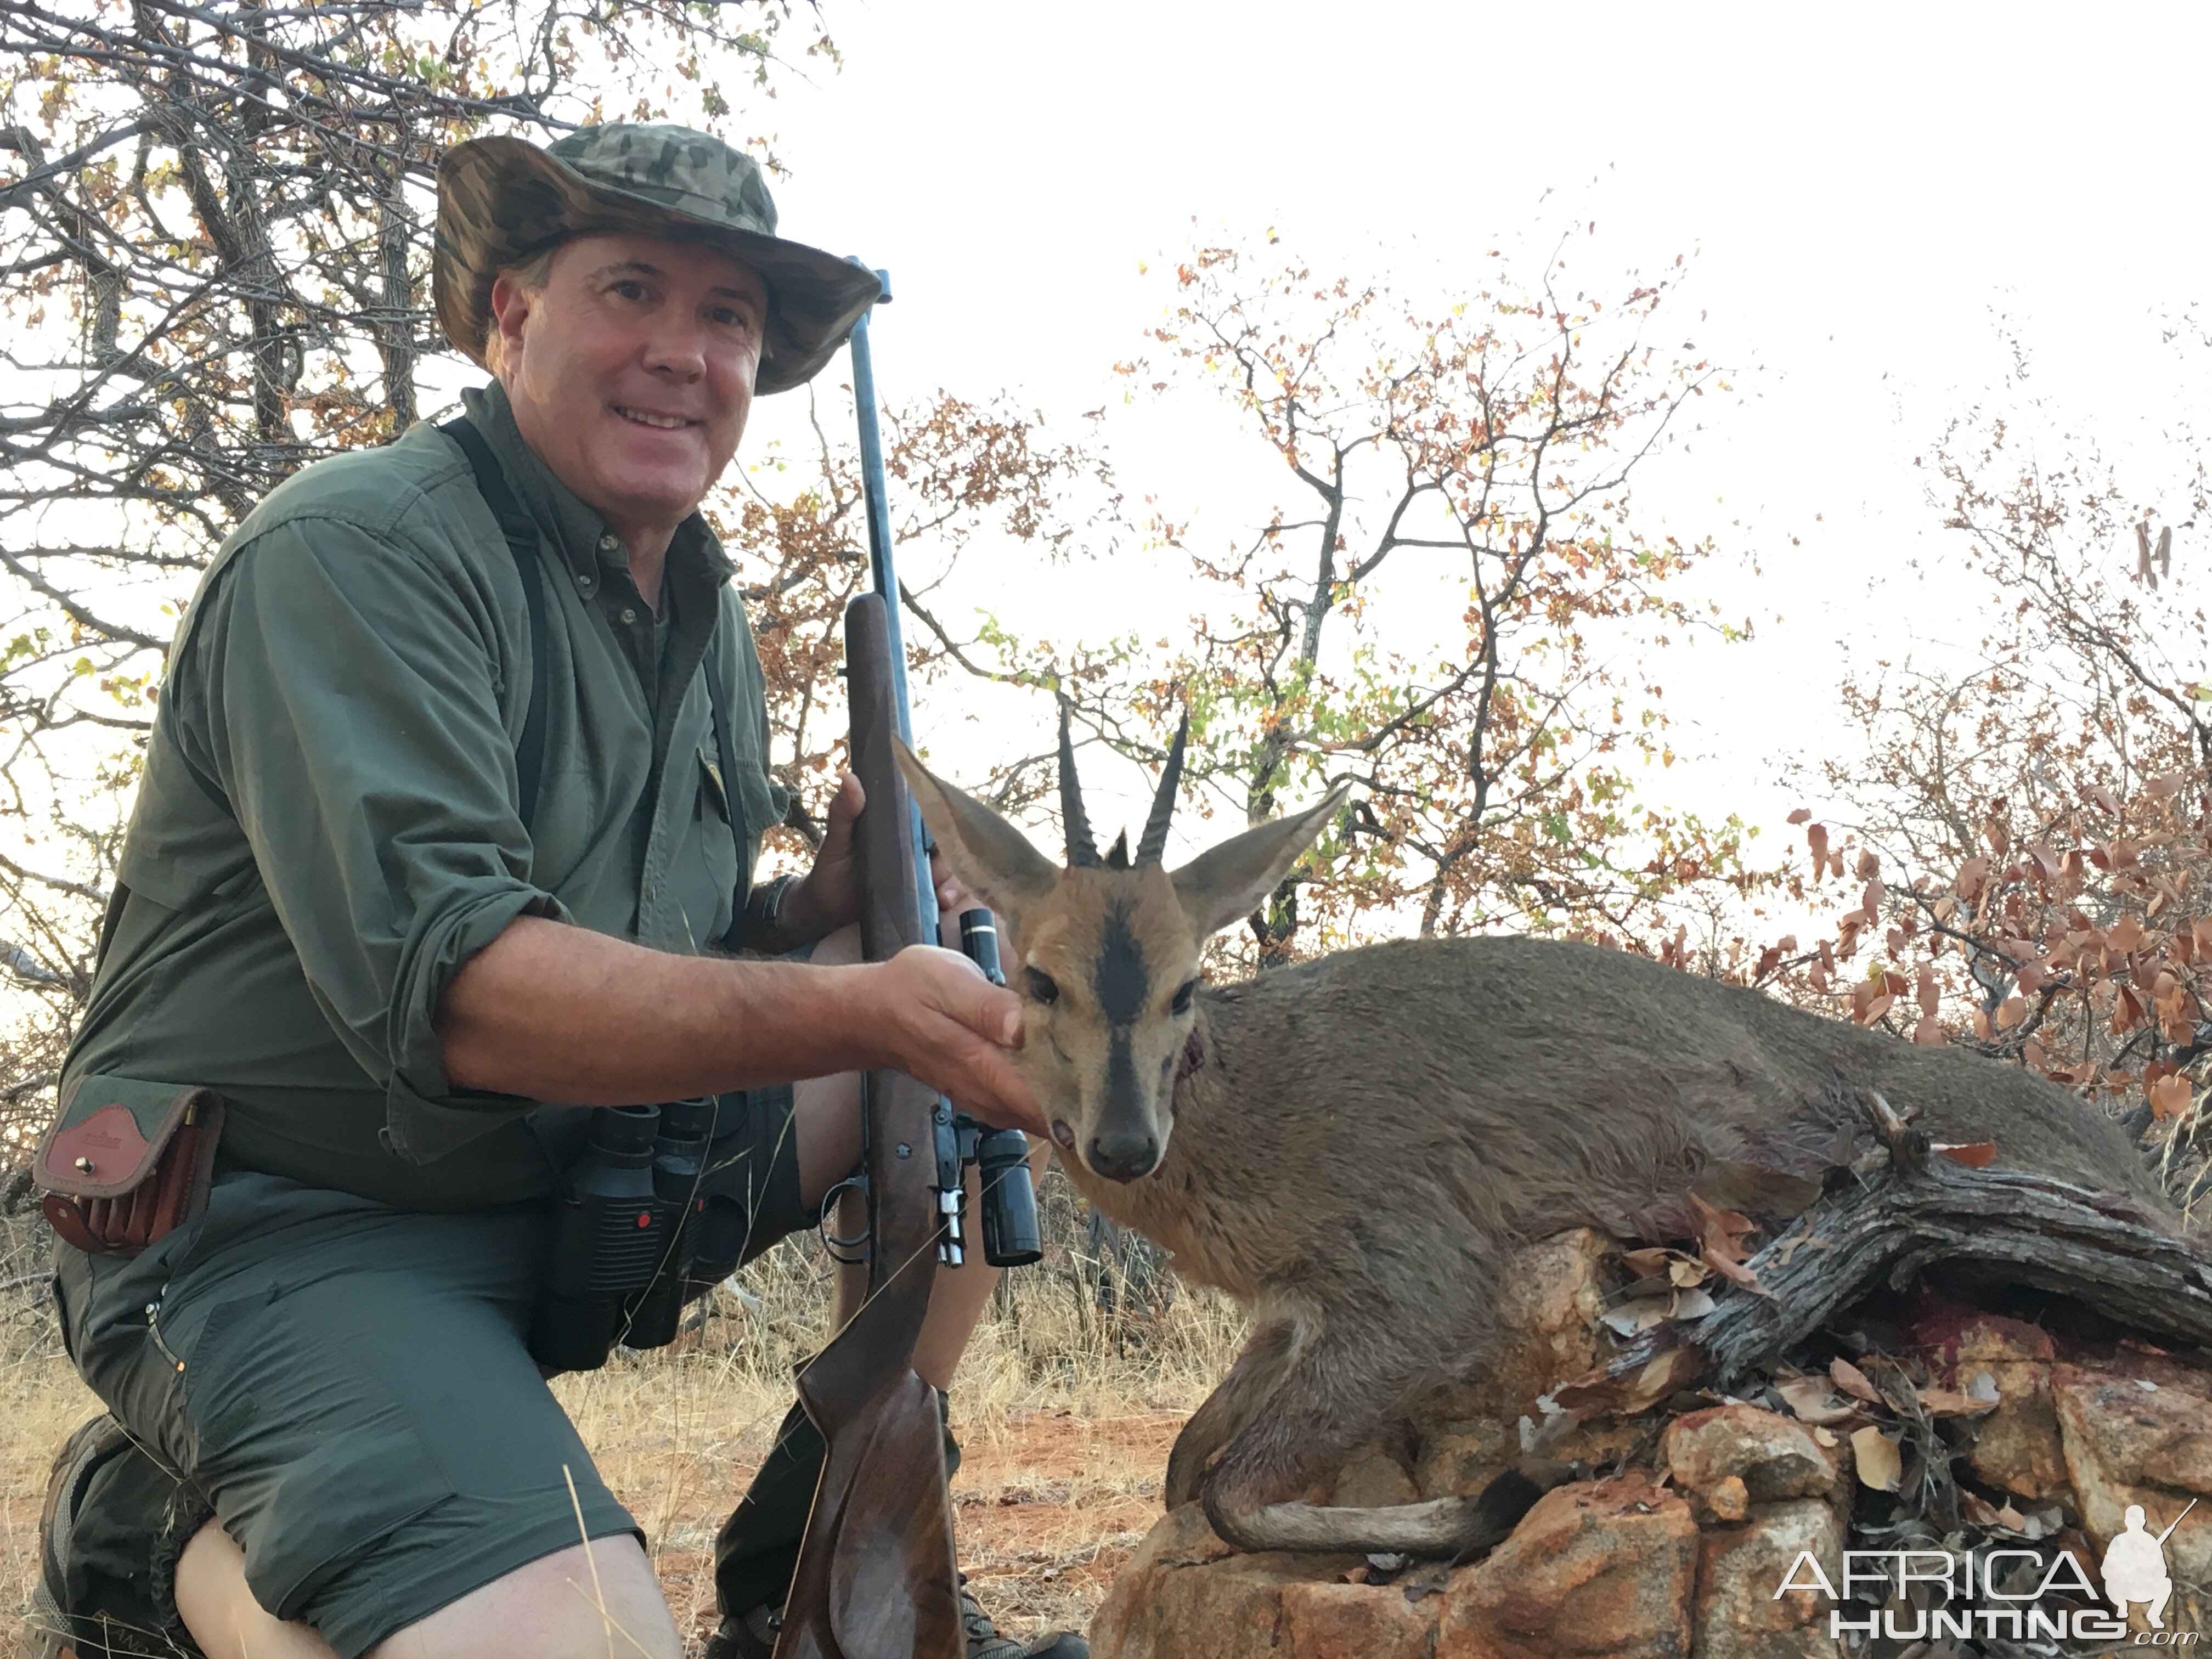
896,743,2177,1556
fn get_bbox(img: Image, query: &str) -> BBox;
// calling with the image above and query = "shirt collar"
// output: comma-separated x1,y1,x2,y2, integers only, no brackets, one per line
461,381,735,594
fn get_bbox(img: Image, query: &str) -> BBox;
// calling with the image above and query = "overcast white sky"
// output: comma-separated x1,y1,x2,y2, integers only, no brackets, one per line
719,1,2212,849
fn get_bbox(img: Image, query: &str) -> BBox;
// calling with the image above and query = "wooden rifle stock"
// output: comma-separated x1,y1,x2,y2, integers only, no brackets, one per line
772,591,961,1659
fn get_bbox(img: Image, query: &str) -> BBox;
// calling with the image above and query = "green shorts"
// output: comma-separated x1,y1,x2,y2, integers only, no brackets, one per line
53,1086,810,1657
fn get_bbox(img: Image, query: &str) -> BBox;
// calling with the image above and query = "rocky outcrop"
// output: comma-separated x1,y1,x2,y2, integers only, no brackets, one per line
1432,1474,1698,1658
1090,1224,2212,1658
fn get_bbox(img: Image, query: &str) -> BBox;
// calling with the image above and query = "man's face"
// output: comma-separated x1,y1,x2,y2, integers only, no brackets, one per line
490,230,767,538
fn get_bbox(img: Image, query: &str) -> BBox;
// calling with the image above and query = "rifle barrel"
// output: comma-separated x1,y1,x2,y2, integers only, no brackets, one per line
844,270,938,943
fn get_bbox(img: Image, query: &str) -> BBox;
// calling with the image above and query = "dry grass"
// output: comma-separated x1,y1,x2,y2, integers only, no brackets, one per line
0,1199,1243,1655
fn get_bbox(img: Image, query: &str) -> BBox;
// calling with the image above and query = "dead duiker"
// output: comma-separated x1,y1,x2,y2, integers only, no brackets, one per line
896,719,2178,1560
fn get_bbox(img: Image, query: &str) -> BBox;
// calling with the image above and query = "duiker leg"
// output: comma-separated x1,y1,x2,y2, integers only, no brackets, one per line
1165,1321,1295,1510
1198,1328,1523,1559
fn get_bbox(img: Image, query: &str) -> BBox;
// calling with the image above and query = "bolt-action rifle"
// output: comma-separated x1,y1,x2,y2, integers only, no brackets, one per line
772,272,962,1659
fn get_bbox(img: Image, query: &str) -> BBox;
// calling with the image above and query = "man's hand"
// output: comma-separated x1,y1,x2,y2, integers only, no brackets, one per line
778,771,983,947
865,944,1043,1137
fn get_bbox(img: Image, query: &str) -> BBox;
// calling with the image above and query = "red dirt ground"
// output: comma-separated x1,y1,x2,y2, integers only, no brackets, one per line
656,1407,1186,1650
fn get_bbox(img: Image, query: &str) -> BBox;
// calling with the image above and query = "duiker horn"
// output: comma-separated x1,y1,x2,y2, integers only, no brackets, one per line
1136,713,1189,868
1058,703,1102,868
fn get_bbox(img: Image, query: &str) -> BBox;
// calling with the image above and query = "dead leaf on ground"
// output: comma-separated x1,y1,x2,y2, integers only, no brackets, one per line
1850,1425,1903,1492
1774,1375,1863,1426
1701,1247,1767,1295
1616,1246,1673,1278
1830,1357,1883,1404
1916,1386,1999,1418
1554,1346,1706,1417
1600,1297,1674,1339
1688,1192,1758,1263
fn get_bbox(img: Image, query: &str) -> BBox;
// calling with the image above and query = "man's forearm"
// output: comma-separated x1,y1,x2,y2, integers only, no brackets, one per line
438,916,880,1102
436,913,1041,1133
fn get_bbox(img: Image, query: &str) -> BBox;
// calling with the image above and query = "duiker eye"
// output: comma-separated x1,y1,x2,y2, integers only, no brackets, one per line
1023,967,1060,1005
1171,978,1198,1016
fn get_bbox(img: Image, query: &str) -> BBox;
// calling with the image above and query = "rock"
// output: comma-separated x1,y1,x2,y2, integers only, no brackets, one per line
2054,1366,2212,1634
1425,1229,1613,1425
1663,1404,1837,1504
1127,1551,1338,1659
1433,1472,1697,1657
1417,1419,1516,1500
1127,1501,1236,1574
1279,1581,1441,1658
1704,1474,1750,1523
1086,1505,1237,1659
1693,1498,1845,1659
1914,1307,2067,1501
1331,1448,1420,1509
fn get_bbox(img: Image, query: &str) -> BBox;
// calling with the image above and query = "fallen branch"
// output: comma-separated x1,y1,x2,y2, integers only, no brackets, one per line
1561,1091,2212,1410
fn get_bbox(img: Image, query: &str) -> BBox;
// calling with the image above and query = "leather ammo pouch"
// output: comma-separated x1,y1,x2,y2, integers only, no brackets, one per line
35,1075,225,1257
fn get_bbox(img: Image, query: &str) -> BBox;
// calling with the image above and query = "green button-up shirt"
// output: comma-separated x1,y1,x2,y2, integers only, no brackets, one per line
60,382,786,1210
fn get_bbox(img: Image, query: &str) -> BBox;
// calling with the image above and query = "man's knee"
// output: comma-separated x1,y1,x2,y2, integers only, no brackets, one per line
369,1536,681,1659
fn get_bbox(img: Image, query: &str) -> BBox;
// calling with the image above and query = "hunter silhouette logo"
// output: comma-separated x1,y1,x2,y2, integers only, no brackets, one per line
2103,1499,2195,1629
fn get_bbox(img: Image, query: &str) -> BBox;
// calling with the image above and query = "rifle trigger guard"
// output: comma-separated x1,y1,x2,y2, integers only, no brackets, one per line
818,1173,871,1265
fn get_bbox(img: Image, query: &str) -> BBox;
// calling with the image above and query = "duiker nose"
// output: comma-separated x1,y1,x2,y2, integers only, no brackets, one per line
1087,1130,1160,1183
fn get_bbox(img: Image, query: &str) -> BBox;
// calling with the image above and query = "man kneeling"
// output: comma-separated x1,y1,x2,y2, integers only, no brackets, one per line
31,123,1081,1659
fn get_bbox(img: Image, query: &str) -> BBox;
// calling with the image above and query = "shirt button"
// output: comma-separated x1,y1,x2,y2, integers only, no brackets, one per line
575,572,594,592
598,534,619,552
619,606,638,625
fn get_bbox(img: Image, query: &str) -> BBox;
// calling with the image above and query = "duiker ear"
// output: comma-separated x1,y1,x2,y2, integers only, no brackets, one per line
1170,785,1350,941
895,739,1060,926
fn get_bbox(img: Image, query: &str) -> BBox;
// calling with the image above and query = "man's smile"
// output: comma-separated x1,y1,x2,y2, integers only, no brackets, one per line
611,405,699,430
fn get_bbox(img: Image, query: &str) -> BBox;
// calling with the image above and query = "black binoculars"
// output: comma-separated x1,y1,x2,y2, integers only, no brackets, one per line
527,1096,715,1373
530,905,1046,1371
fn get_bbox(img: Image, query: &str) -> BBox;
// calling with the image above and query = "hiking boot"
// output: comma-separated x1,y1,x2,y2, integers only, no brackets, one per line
699,1600,780,1659
29,1413,207,1659
702,1577,1086,1659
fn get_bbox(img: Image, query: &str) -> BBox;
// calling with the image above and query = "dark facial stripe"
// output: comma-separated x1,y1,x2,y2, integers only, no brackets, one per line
1105,1028,1142,1117
1094,901,1149,1026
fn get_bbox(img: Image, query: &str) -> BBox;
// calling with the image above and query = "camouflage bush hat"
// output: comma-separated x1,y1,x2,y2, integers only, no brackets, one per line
434,123,882,395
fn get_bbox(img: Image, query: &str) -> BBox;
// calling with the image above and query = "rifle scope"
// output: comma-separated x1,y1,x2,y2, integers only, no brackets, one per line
950,909,1044,1268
